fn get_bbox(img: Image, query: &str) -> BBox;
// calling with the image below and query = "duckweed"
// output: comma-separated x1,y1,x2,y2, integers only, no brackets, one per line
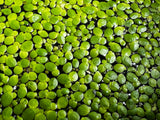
0,0,160,119
77,105,91,116
1,92,13,107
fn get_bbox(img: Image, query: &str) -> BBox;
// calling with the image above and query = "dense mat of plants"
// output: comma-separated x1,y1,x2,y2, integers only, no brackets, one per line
0,0,160,119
